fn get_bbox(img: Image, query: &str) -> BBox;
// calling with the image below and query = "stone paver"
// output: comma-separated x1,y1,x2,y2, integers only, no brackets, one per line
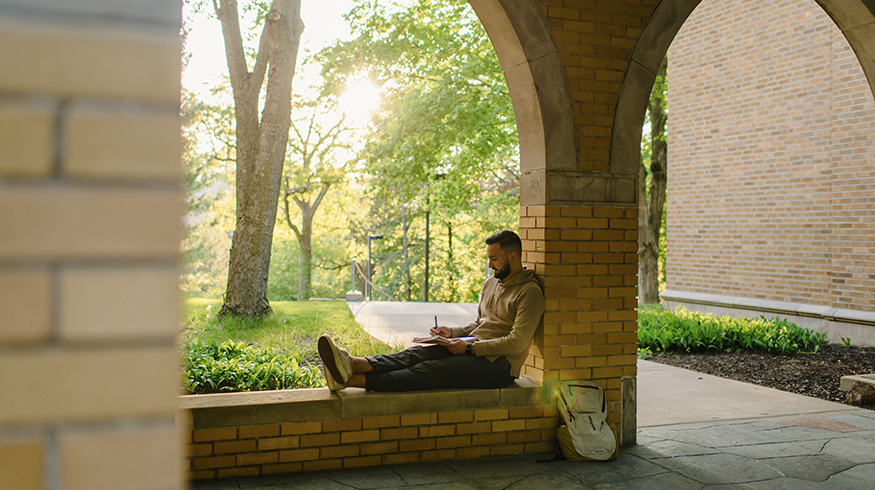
721,439,831,459
190,417,875,489
822,463,875,490
761,454,855,482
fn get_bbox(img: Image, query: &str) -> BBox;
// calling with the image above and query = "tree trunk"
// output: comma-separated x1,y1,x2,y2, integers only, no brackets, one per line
284,184,329,301
424,206,430,302
447,221,454,302
217,0,304,318
638,57,668,305
281,100,347,302
281,179,329,301
401,202,411,301
297,209,312,300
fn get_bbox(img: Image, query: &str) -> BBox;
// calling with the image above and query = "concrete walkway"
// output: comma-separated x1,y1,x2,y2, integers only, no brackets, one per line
346,301,480,349
192,301,875,489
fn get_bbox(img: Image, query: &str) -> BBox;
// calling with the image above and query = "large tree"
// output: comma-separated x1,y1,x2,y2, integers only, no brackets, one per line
211,0,304,317
638,57,668,304
281,96,351,300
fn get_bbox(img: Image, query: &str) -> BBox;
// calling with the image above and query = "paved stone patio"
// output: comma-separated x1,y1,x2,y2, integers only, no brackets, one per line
191,410,875,489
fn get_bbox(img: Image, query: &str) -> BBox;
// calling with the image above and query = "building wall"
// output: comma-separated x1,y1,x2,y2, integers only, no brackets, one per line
189,409,555,478
667,0,875,312
0,1,183,489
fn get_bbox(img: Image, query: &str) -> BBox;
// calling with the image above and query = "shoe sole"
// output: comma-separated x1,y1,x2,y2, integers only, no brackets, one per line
318,335,345,384
321,365,344,391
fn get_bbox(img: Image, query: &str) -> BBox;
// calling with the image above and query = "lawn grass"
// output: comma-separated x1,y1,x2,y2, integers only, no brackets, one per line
181,299,397,393
183,299,397,359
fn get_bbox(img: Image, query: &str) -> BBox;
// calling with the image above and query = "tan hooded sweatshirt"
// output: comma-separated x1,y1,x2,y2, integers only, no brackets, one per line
450,268,545,377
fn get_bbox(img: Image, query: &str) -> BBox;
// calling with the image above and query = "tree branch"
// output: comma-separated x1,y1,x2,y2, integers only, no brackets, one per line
287,183,313,194
311,183,331,213
214,0,250,88
282,184,303,242
250,21,270,90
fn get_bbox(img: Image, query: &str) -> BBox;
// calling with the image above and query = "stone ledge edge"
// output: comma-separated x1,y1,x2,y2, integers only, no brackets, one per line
180,376,545,430
840,374,875,392
660,290,875,327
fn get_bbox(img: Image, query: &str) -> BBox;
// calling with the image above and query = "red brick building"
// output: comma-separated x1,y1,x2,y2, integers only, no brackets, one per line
665,0,875,344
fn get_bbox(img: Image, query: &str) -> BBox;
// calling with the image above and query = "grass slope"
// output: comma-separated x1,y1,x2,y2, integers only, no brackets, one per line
181,299,396,394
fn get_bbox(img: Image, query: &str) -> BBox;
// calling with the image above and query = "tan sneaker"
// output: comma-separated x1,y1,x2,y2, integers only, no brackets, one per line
318,334,352,384
322,364,346,391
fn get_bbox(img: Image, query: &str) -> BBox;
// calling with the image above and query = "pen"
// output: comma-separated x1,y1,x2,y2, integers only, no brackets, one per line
434,316,438,328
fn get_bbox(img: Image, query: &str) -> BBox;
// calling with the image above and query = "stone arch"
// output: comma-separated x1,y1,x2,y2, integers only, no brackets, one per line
468,0,578,206
612,0,875,174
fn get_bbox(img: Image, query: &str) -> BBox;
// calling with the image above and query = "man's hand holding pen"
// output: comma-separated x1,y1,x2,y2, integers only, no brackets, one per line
429,325,452,337
428,315,468,355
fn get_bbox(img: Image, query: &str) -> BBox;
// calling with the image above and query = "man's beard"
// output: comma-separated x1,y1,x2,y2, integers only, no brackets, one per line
493,262,512,280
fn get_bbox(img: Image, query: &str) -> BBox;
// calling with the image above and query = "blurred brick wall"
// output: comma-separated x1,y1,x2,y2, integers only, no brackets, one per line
0,1,183,489
668,0,875,311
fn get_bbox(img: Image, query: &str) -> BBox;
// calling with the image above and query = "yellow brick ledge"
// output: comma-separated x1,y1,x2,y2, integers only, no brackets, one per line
180,377,543,430
180,378,569,479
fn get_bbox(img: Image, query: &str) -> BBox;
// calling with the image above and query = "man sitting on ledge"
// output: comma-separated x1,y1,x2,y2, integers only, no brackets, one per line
319,230,545,392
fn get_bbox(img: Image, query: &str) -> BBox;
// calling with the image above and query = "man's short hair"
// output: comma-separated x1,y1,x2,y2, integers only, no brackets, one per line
485,230,522,255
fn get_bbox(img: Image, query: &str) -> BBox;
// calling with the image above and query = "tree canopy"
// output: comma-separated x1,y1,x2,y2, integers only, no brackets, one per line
315,0,520,302
183,0,521,304
317,0,519,211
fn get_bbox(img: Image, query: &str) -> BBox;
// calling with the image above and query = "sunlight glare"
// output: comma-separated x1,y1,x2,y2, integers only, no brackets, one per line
339,76,382,127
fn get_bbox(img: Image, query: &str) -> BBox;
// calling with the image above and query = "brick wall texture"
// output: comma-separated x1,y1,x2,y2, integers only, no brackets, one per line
0,3,183,490
530,0,658,432
187,408,557,480
520,205,638,427
539,0,656,172
667,0,875,311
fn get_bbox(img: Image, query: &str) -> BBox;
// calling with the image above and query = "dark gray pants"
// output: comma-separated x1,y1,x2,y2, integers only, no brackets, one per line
364,345,515,392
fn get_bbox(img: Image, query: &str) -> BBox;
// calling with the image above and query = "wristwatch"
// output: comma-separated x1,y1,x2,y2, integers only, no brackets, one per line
465,342,474,355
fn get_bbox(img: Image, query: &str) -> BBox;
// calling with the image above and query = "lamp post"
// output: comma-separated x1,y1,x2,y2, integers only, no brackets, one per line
367,234,383,300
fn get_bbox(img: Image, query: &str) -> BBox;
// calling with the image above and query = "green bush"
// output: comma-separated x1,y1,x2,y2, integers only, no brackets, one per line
180,299,396,394
638,305,827,355
182,338,324,394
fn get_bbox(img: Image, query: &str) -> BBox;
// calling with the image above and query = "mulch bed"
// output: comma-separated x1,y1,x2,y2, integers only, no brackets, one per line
648,344,875,407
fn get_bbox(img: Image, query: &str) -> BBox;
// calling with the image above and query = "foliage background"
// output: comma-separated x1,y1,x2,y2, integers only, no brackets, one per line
181,0,520,303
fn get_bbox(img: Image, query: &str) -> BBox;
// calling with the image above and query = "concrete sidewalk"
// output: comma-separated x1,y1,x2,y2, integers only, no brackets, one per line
346,301,479,349
191,301,875,489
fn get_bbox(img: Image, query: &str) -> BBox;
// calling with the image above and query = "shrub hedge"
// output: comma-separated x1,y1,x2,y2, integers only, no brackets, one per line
638,305,827,355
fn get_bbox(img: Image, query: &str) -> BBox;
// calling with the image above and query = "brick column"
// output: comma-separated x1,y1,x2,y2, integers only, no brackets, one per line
520,205,638,428
506,1,654,435
0,3,183,489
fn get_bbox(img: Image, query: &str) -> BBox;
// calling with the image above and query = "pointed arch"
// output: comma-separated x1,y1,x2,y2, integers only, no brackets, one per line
613,0,875,174
468,0,578,206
